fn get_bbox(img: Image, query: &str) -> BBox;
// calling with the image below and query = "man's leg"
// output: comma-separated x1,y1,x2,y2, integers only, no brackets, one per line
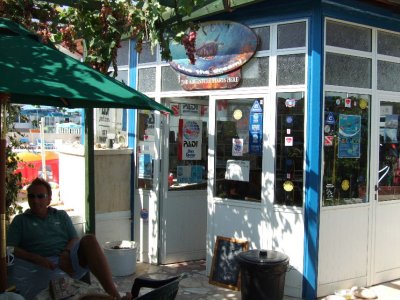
77,235,123,299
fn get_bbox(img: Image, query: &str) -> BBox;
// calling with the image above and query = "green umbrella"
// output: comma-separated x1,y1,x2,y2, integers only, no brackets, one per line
0,18,172,112
0,17,171,292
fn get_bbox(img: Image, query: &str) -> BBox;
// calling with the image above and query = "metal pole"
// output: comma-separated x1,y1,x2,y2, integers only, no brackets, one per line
0,94,9,292
40,117,47,180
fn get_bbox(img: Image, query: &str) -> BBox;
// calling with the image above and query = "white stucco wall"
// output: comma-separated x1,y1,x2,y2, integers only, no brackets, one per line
58,146,133,246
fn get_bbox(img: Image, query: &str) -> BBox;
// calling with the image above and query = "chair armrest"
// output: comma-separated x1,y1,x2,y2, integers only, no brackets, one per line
131,275,181,298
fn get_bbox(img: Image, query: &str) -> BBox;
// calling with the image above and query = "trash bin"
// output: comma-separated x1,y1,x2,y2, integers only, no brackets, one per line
236,249,289,300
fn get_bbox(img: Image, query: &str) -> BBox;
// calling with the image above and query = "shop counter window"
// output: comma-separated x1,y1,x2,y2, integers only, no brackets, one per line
214,99,263,202
274,92,305,207
322,93,370,206
136,111,156,190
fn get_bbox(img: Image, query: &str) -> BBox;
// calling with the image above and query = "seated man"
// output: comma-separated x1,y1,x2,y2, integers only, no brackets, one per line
7,177,131,300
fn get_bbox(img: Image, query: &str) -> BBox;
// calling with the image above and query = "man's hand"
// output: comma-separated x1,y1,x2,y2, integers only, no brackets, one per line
33,254,57,270
59,249,74,276
13,246,57,270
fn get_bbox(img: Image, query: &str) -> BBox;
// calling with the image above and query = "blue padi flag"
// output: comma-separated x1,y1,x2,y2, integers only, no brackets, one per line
249,100,263,155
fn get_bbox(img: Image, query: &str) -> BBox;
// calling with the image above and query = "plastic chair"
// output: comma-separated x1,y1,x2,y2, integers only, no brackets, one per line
131,274,185,300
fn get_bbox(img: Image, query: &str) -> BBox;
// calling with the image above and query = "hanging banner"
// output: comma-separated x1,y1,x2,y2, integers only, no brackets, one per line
249,100,263,155
178,119,203,160
338,114,361,158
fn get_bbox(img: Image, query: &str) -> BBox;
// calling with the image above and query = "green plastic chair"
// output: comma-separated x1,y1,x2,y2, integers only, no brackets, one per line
131,274,186,300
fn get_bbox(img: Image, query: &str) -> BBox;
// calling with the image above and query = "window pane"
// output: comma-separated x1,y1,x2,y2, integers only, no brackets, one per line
325,53,371,88
278,22,306,49
275,92,304,207
277,54,305,85
214,99,263,202
378,60,400,92
253,26,270,51
378,31,400,57
322,93,370,206
161,66,183,91
138,68,156,93
114,69,128,85
116,40,129,66
378,102,400,201
241,57,269,87
138,42,156,64
326,20,372,52
136,111,155,189
167,100,208,191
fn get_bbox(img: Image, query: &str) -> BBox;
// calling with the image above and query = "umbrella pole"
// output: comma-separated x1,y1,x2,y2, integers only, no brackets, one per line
0,94,8,293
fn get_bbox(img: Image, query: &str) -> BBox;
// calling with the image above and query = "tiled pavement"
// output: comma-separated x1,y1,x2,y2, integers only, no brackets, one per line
91,260,400,299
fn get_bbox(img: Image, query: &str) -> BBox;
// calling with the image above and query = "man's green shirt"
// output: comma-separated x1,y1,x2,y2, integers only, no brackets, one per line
7,207,78,257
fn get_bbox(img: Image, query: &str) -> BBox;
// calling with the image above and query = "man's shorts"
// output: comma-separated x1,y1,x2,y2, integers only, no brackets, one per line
69,239,90,279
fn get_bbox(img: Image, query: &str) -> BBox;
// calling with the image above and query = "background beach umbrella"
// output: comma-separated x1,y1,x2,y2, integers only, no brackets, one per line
0,17,171,292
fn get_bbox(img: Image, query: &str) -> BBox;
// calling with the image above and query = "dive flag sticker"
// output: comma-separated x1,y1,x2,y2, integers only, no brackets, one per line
324,136,334,146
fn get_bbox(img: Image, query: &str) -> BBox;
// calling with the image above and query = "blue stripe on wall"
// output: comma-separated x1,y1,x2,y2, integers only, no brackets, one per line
129,39,137,241
322,0,400,31
303,3,323,299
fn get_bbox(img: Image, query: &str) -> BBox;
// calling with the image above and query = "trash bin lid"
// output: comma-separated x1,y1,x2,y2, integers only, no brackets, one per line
237,250,289,266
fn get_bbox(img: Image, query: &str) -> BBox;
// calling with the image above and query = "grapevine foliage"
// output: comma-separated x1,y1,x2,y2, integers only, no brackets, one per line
1,0,205,73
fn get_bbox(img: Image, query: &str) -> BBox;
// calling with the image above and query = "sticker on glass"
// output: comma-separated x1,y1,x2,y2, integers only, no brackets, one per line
359,98,368,109
283,180,294,192
285,99,297,107
338,114,361,158
324,136,334,146
325,184,335,200
341,179,350,191
326,112,335,125
285,136,293,146
324,125,331,133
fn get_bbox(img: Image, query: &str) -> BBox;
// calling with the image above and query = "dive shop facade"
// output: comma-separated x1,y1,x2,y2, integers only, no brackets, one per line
121,0,400,298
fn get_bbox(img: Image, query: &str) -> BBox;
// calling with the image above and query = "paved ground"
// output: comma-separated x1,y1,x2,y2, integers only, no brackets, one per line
91,260,400,299
91,259,297,299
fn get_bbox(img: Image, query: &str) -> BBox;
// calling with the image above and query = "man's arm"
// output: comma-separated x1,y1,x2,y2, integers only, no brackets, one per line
13,246,57,270
58,237,80,275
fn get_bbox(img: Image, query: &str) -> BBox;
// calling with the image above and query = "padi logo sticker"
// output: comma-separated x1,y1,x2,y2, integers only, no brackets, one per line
183,121,201,141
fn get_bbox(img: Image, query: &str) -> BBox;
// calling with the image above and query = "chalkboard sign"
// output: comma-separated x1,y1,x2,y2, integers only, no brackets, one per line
209,236,249,290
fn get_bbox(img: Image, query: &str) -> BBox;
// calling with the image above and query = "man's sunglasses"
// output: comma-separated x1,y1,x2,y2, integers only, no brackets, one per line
27,193,48,200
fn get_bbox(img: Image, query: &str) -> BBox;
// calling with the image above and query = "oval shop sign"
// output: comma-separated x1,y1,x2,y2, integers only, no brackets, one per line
169,21,258,77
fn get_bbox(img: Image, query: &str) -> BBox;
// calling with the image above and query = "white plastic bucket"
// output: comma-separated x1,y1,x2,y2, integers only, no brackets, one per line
103,240,137,276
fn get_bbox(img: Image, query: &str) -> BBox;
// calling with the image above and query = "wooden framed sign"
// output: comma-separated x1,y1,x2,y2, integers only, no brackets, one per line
209,236,249,290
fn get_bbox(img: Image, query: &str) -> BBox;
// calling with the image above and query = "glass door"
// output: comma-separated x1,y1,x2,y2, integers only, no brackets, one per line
372,99,400,284
159,96,208,264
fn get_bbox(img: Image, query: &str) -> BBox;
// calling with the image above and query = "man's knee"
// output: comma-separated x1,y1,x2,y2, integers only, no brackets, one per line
80,234,99,248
